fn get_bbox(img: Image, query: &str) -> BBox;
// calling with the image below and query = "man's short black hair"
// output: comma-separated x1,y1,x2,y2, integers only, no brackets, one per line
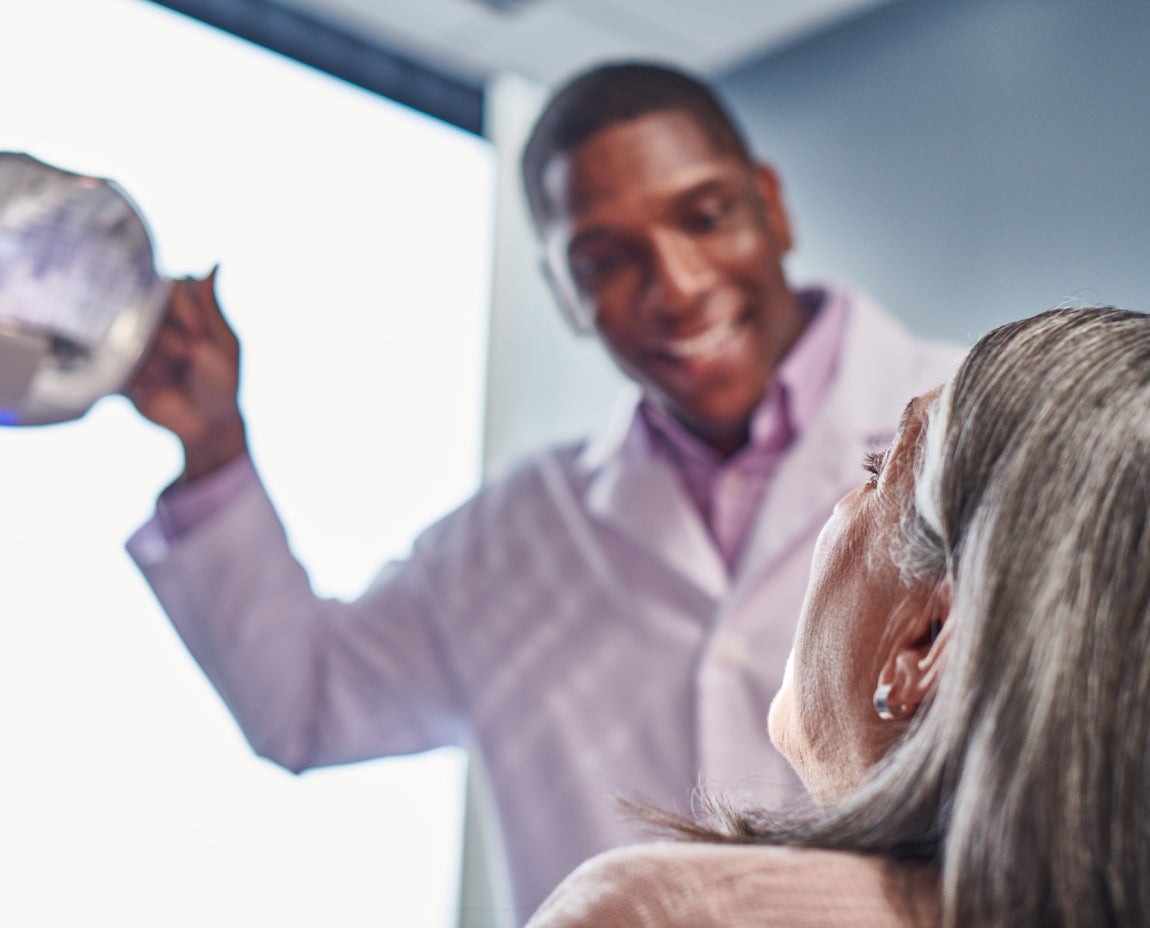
520,61,751,230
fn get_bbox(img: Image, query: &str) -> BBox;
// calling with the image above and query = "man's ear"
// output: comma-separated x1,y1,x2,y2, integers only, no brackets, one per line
752,162,794,255
875,580,952,720
540,257,593,337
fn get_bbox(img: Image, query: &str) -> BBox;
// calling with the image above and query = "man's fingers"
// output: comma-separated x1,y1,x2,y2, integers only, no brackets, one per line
191,266,239,348
151,321,195,359
126,349,183,404
164,278,206,337
148,273,236,374
129,318,194,397
124,356,172,412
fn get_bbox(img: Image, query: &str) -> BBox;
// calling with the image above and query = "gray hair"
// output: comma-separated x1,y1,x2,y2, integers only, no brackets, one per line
654,306,1150,926
911,306,1150,924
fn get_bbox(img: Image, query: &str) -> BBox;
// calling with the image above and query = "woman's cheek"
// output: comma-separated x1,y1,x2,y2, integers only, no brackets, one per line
767,651,797,757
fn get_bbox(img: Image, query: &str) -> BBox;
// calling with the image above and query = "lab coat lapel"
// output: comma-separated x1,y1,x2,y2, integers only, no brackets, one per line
735,293,931,586
735,396,868,581
580,398,728,601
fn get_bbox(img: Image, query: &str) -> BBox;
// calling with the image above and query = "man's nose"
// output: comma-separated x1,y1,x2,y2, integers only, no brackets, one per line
643,230,715,314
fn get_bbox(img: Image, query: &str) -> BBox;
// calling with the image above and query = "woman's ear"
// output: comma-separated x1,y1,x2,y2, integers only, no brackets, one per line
874,580,951,720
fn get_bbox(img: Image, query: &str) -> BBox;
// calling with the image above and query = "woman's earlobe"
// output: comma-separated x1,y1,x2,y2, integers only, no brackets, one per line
873,682,908,721
873,615,951,721
873,583,952,721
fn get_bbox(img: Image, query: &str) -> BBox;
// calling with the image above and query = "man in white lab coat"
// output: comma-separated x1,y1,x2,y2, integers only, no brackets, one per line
126,62,963,922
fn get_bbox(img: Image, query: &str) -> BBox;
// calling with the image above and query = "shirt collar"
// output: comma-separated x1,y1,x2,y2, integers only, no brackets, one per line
775,284,847,437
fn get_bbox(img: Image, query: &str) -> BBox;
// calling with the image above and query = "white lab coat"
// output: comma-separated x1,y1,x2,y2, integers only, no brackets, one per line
129,288,963,922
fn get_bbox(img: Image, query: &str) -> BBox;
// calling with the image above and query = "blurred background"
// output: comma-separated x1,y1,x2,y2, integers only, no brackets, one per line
2,0,1148,925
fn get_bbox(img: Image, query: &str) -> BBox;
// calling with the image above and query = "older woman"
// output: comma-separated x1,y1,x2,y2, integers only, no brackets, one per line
527,306,1150,927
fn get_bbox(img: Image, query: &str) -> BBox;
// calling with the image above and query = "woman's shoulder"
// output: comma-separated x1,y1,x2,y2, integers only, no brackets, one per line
527,841,934,928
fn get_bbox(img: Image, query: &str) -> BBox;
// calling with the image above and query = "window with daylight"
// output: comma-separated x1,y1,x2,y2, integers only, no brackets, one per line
0,1,492,925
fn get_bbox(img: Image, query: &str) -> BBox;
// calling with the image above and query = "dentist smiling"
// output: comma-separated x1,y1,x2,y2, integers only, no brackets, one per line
538,106,805,457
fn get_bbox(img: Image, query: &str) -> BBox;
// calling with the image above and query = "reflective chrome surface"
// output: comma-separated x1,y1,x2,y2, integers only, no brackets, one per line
0,152,169,425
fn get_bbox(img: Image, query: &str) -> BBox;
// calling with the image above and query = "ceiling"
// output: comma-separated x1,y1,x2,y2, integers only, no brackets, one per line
272,0,894,88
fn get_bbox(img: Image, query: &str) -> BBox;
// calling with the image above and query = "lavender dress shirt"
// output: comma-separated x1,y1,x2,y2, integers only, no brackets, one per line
127,283,963,923
643,286,845,569
144,286,846,563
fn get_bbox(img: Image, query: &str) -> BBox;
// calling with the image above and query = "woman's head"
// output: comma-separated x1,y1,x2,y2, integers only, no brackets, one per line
769,305,1150,923
768,385,949,806
916,306,1150,922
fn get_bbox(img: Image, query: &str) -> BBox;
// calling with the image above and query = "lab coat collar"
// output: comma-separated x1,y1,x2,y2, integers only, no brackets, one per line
578,388,729,602
734,287,933,585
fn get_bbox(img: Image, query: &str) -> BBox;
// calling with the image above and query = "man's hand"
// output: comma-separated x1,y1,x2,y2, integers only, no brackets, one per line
125,267,248,482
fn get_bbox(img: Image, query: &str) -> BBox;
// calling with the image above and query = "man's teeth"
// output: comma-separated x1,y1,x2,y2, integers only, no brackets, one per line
663,318,740,359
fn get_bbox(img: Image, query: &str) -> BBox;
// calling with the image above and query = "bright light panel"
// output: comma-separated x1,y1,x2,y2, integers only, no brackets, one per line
0,2,493,926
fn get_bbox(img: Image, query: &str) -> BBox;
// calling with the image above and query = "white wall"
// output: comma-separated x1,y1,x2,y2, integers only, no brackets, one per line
719,0,1150,345
481,73,629,480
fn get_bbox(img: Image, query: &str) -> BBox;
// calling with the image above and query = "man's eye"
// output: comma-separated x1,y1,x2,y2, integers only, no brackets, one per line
683,198,733,234
571,252,628,286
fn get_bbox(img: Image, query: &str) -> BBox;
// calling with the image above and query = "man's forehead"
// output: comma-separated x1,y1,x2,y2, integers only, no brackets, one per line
543,113,740,196
538,116,751,238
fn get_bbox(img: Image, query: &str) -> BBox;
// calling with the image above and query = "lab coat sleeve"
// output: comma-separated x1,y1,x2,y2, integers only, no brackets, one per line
127,471,468,772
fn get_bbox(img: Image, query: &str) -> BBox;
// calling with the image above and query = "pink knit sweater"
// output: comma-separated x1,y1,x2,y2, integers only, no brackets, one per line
526,842,936,927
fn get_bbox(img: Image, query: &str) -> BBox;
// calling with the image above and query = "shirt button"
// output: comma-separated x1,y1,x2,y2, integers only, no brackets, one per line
713,631,749,667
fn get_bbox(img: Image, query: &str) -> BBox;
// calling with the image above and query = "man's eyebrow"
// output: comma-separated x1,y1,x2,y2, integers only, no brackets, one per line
673,177,728,200
565,175,742,257
667,176,742,212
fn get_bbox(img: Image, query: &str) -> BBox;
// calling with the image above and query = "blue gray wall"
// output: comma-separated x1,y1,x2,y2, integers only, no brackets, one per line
719,0,1150,344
